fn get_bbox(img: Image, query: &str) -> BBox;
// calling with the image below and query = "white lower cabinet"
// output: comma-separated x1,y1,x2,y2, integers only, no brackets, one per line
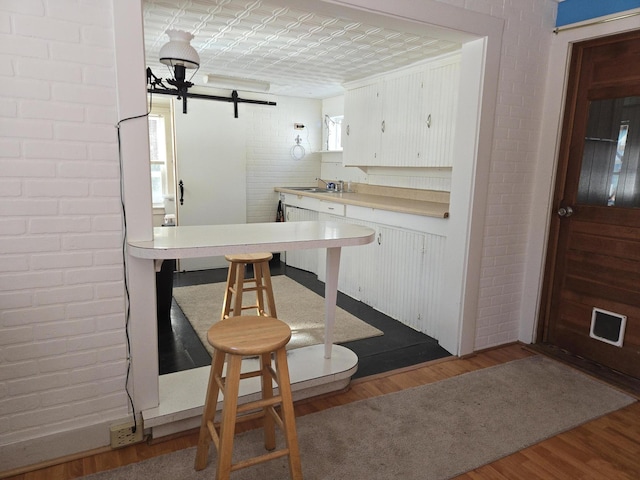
281,196,446,339
316,214,446,339
283,205,319,273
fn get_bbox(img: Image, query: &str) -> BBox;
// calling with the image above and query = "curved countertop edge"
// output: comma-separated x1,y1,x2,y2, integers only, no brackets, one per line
275,187,449,219
127,221,376,259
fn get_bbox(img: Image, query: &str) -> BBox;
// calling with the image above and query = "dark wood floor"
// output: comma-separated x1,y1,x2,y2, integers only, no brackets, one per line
6,344,639,480
158,261,451,378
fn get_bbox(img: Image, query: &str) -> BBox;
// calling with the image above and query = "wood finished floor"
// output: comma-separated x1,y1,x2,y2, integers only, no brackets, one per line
5,344,639,480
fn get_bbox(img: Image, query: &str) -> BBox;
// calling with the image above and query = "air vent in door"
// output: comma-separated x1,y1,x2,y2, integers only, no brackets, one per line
589,307,626,347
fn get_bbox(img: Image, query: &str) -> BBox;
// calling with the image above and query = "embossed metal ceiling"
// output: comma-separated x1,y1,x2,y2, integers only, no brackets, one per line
143,0,463,98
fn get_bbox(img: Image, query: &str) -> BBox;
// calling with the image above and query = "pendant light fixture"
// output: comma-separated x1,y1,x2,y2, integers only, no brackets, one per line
159,30,200,94
146,30,276,116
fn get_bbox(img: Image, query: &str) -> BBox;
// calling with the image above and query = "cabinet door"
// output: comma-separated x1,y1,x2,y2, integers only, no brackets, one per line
420,55,460,167
283,205,319,273
379,70,427,167
317,214,447,339
342,82,381,166
316,215,376,302
367,225,423,320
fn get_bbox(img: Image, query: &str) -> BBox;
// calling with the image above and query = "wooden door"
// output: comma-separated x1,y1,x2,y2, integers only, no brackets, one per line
540,30,640,379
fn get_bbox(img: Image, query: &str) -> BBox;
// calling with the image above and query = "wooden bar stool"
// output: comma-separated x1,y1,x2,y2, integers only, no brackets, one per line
221,253,277,321
194,316,303,480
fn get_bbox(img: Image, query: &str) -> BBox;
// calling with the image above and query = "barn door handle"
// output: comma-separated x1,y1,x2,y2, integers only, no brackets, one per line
557,206,574,217
179,180,184,205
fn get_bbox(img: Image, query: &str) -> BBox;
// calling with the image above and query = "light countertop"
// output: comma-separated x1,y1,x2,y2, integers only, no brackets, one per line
275,186,449,218
127,221,375,259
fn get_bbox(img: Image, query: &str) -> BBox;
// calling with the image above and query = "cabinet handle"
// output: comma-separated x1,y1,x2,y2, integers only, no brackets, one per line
377,232,382,245
381,120,385,133
426,114,431,129
346,124,350,136
286,211,290,221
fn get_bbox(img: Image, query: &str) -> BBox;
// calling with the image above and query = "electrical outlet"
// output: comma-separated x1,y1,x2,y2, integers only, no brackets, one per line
110,420,144,448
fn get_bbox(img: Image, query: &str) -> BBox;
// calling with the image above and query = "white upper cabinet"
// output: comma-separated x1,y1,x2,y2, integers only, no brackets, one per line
420,55,461,168
342,53,460,168
342,82,382,166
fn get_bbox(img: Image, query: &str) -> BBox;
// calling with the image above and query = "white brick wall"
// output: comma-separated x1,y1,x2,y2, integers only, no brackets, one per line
0,0,561,469
436,0,557,349
0,0,129,460
245,96,322,223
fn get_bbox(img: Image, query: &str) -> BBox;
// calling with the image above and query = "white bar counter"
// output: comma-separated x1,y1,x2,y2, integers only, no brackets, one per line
128,221,375,358
128,221,375,437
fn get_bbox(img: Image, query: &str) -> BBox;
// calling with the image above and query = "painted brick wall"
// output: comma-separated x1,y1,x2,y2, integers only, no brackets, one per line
437,0,557,349
0,0,129,453
0,0,559,466
245,96,322,224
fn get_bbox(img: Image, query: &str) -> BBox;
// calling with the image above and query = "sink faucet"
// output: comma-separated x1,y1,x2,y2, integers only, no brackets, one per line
316,178,334,190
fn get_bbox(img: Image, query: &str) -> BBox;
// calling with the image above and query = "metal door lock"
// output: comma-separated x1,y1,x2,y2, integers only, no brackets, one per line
557,206,574,217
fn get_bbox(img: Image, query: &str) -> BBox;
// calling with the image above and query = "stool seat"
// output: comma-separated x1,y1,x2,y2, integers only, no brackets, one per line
195,316,302,480
207,315,291,356
221,252,277,320
224,252,273,263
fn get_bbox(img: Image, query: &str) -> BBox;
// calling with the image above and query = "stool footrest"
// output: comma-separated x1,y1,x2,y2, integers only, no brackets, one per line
231,447,291,472
237,395,283,414
229,284,261,294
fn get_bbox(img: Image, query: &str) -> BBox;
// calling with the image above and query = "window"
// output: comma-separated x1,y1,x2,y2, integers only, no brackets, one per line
148,114,167,206
579,96,639,207
147,100,175,209
324,114,343,151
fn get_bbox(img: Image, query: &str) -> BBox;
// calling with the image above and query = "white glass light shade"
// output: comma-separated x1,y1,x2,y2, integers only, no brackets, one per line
159,30,200,69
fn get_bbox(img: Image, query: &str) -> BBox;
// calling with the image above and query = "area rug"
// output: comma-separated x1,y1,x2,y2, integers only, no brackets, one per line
172,276,383,354
83,356,635,480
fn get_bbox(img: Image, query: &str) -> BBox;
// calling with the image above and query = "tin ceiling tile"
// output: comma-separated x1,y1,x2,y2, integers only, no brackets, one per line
143,0,461,98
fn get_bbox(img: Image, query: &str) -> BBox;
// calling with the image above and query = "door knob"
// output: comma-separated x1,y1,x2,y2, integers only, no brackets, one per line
557,206,574,217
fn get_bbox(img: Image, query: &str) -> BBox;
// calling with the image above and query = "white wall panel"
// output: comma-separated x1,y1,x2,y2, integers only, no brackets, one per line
283,205,319,272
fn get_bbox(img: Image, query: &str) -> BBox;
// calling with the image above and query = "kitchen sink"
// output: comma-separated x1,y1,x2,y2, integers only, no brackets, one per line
283,186,339,193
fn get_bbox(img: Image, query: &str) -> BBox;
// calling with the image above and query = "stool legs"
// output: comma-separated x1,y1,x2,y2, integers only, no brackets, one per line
220,262,236,321
195,347,303,480
221,260,277,320
256,262,277,318
260,352,276,451
216,355,243,480
275,347,303,480
195,349,226,471
231,262,245,320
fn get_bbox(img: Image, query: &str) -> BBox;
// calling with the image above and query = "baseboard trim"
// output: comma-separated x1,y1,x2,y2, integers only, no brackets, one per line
0,418,124,477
